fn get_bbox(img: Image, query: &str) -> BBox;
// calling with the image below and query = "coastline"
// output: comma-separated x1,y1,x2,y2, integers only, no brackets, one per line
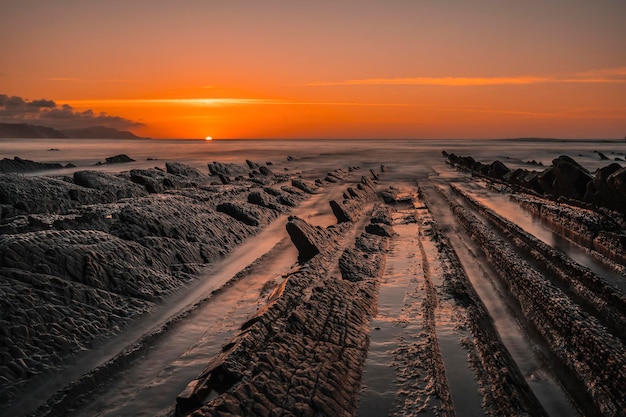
0,140,624,416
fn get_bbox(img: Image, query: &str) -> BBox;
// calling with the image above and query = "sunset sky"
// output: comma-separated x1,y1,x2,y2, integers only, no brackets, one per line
1,1,626,139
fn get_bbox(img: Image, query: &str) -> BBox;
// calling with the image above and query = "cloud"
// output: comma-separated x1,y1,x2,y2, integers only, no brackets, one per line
62,98,286,107
308,67,626,87
0,94,144,130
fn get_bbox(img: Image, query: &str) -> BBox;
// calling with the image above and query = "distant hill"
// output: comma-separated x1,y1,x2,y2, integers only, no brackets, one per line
0,123,67,138
62,126,144,139
0,123,145,139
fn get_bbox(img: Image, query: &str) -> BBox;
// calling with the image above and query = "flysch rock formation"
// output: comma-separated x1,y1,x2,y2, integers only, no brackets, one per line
444,152,626,267
0,160,312,405
439,184,626,416
175,173,384,417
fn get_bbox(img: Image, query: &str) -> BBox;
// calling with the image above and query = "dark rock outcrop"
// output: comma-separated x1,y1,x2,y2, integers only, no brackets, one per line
0,174,104,219
549,155,593,200
285,216,327,262
216,202,266,226
207,162,247,177
292,178,318,194
0,157,65,173
0,162,309,402
365,223,394,237
330,200,354,223
73,170,148,200
96,154,135,165
247,190,284,212
165,162,203,179
444,151,626,217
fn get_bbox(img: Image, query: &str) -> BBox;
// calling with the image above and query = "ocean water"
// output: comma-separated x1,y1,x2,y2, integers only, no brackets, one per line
1,138,624,180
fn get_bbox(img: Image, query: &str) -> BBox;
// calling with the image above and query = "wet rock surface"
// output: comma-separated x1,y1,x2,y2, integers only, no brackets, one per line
0,157,67,173
0,159,305,405
444,152,626,267
4,146,625,417
176,178,386,417
445,151,626,217
440,186,626,415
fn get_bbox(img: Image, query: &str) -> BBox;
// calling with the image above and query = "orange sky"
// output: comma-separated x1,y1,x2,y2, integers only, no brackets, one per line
1,1,626,139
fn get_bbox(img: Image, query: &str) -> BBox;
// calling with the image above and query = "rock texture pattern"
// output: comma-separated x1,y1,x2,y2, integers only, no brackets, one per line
176,173,385,417
0,160,304,404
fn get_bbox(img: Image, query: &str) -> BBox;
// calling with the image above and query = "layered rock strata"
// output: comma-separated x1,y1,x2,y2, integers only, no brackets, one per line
441,187,626,415
0,161,308,404
176,175,386,417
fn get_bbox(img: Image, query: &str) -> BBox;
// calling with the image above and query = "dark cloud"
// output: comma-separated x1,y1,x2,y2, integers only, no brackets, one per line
28,99,56,108
0,94,144,130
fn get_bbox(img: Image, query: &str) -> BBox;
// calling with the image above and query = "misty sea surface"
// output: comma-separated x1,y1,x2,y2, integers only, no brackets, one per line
1,138,624,180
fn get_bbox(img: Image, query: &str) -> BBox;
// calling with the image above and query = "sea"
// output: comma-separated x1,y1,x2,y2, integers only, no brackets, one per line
1,138,624,181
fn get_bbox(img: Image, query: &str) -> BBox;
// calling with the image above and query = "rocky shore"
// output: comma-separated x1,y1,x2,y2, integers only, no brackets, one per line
2,145,625,417
0,158,316,405
175,175,385,416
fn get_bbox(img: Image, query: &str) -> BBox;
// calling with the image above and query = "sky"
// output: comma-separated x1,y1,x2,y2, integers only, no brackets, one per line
1,0,626,139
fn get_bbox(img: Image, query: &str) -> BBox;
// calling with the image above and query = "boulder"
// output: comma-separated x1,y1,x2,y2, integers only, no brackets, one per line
73,170,148,200
208,162,247,177
216,202,260,226
550,155,593,200
245,160,261,169
166,162,203,178
285,217,325,262
96,154,135,165
329,200,354,223
365,223,394,237
0,157,64,173
247,191,284,212
292,179,318,194
487,160,510,179
258,166,274,177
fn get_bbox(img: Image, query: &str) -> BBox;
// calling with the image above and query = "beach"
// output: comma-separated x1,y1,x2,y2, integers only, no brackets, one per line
0,138,625,417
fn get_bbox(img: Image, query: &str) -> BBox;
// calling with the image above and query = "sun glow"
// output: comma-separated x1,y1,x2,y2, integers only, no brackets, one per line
205,136,213,141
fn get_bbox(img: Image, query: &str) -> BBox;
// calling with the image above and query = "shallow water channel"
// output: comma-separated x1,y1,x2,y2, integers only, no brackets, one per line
423,180,578,417
456,180,625,292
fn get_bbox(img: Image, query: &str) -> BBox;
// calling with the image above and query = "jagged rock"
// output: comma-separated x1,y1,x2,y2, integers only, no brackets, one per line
247,191,284,212
330,200,354,223
285,216,325,262
258,166,274,176
281,186,304,196
0,157,64,173
207,162,247,177
370,204,393,225
73,170,148,200
216,202,261,226
361,176,376,190
598,152,609,161
96,154,135,165
263,187,299,207
129,169,168,193
487,160,510,179
365,223,393,237
218,174,230,185
129,168,198,193
585,165,626,215
0,174,104,218
166,162,203,178
292,179,318,194
549,155,593,200
245,160,261,169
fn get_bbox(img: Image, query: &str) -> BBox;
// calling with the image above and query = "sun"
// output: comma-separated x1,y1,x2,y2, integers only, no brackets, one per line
205,136,213,141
